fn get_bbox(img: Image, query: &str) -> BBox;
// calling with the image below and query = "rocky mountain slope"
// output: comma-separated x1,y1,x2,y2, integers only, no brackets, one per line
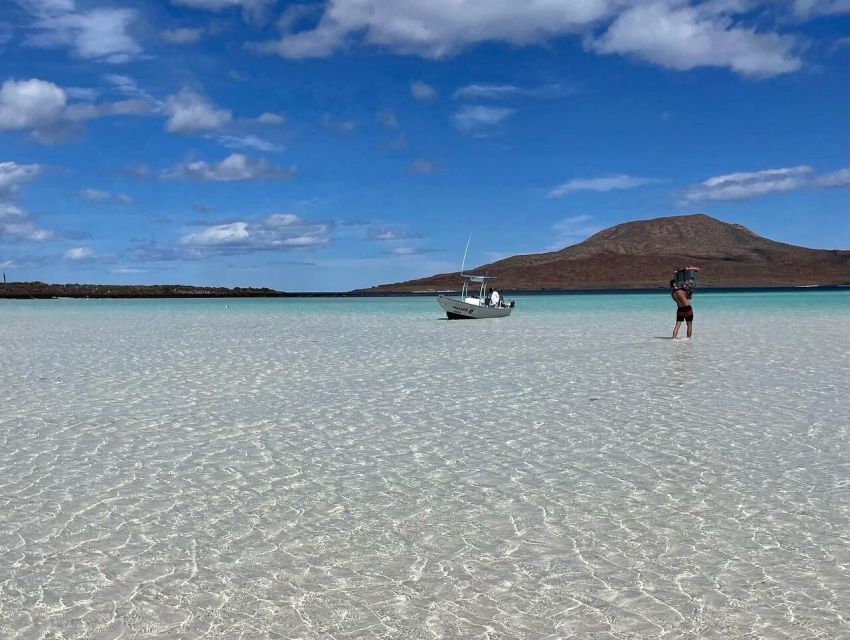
360,214,850,291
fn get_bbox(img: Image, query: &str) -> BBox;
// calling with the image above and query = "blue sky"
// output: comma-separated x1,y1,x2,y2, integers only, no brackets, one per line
1,0,848,291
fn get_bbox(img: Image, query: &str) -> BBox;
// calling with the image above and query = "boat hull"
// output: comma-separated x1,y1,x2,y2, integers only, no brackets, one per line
437,295,512,319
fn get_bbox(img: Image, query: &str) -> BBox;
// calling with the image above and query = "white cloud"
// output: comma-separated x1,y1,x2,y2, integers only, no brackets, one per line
162,153,296,181
684,165,811,201
0,203,53,241
251,21,343,58
454,83,523,100
549,174,657,197
594,2,800,77
453,83,567,100
814,167,850,188
79,188,109,201
0,77,153,142
172,0,275,23
391,246,429,255
452,105,515,133
23,1,141,63
216,134,283,152
254,0,616,60
249,1,805,77
164,88,232,133
410,81,437,102
256,111,285,124
0,161,52,241
162,28,204,44
102,74,150,100
179,213,330,253
0,78,67,132
64,246,93,260
792,0,850,17
0,161,42,200
683,165,850,201
367,227,422,241
181,222,250,246
79,188,133,204
110,266,149,273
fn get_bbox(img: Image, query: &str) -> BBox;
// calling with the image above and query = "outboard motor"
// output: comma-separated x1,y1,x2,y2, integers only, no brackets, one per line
673,265,699,289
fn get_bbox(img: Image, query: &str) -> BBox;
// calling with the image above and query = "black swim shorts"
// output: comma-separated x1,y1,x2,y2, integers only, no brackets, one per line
676,305,694,322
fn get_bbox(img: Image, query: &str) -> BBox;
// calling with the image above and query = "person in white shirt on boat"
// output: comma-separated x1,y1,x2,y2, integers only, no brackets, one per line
490,289,501,307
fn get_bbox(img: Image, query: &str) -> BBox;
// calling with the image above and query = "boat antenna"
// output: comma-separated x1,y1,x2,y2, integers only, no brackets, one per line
460,233,471,275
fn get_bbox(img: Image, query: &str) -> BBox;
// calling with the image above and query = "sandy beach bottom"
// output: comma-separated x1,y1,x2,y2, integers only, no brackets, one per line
1,292,848,638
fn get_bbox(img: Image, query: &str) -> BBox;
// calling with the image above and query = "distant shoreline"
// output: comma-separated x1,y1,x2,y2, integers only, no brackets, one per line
1,282,846,299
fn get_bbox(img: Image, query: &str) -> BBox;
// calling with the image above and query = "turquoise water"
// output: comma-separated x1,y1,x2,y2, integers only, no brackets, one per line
1,291,848,638
10,288,846,317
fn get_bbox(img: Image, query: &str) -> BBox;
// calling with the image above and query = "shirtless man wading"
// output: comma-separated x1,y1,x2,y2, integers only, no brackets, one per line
671,280,694,339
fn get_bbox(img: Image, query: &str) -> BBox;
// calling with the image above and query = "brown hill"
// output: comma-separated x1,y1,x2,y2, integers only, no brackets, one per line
360,214,850,291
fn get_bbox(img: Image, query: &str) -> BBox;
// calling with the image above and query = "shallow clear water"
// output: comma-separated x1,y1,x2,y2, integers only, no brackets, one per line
1,291,848,639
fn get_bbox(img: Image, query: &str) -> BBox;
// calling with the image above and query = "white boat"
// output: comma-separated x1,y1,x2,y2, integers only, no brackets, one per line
437,274,514,319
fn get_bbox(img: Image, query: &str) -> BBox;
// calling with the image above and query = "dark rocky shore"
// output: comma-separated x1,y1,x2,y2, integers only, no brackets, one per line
0,282,286,299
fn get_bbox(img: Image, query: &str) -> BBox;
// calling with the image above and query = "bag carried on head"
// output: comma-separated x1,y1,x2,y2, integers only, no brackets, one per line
673,265,699,289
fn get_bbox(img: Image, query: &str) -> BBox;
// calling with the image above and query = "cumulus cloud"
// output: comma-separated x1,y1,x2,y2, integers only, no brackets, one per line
0,161,42,200
452,105,515,133
0,78,153,142
22,1,141,63
162,28,204,44
0,78,67,137
164,88,232,133
64,246,93,260
79,188,132,204
549,174,657,197
1,204,53,241
0,161,50,240
162,153,296,181
249,1,803,77
593,2,801,76
256,111,285,124
410,81,437,102
253,0,614,60
179,213,331,253
683,165,849,201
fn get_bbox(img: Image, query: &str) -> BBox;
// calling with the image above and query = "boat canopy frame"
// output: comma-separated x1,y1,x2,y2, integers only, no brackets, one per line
460,273,495,302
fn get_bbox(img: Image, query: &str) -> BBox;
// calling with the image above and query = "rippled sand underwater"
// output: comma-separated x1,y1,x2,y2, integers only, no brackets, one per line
1,292,848,639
